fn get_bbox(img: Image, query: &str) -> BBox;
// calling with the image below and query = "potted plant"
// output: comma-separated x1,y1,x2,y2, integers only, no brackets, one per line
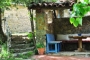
36,42,45,55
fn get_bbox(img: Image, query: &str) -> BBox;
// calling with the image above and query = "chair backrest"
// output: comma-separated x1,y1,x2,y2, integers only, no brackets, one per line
46,33,55,43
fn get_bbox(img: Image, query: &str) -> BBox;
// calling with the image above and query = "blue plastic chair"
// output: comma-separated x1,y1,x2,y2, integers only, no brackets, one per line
46,33,62,53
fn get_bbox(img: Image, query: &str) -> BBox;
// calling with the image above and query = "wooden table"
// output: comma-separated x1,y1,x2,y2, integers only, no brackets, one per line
69,36,87,52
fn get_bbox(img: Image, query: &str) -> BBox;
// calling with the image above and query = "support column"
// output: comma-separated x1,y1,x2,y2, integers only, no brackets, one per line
36,9,46,44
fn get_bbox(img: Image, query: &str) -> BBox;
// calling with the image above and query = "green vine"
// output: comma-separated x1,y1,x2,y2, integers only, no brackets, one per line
70,0,90,27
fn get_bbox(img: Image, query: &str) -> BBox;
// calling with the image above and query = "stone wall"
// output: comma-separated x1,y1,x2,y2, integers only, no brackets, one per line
4,5,31,33
53,16,90,34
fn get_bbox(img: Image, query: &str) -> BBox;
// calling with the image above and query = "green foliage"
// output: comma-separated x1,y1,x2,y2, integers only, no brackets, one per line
70,17,82,27
0,44,10,58
36,42,45,48
80,0,90,4
0,0,11,8
70,17,75,24
0,57,15,60
72,3,88,17
12,0,31,6
12,0,48,6
0,0,12,14
27,32,33,39
76,17,82,26
0,43,16,60
33,17,36,20
19,51,34,59
26,51,34,56
70,0,90,27
52,0,57,2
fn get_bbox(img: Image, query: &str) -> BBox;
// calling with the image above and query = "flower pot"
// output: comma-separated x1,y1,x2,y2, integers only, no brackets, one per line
37,48,45,55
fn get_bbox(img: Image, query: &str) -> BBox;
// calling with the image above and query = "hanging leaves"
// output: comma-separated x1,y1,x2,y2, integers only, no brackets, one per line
73,20,78,27
70,17,75,24
76,17,82,26
70,0,90,27
70,17,82,27
80,0,90,4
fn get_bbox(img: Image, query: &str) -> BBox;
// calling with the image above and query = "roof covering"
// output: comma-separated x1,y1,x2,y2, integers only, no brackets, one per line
28,0,75,9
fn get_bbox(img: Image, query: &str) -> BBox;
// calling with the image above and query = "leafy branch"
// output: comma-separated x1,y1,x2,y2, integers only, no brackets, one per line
70,0,90,27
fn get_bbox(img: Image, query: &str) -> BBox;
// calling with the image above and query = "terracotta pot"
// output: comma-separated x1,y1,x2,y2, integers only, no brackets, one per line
37,48,45,55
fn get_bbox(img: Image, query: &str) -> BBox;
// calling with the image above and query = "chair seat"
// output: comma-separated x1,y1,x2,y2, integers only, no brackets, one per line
48,41,62,43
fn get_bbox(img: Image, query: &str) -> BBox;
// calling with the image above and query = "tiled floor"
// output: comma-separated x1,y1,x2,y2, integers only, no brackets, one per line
33,55,90,60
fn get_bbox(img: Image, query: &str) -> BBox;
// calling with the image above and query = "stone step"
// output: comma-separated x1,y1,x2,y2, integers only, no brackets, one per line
10,40,34,48
13,51,34,57
10,46,35,53
11,40,31,44
11,34,31,44
10,34,35,55
11,34,29,41
11,34,28,37
11,37,30,40
10,44,31,49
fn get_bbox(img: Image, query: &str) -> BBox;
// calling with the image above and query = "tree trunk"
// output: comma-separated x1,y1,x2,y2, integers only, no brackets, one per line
0,8,7,44
30,9,36,48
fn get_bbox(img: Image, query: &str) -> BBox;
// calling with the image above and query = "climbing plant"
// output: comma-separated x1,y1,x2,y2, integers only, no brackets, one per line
0,0,12,59
70,0,90,27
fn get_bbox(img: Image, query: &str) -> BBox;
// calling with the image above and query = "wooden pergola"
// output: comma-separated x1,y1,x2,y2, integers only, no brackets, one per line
27,0,90,52
27,0,76,50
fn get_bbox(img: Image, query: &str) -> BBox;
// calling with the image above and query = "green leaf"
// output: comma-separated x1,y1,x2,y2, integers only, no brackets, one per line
28,32,33,39
79,8,85,16
70,18,75,24
76,17,82,26
87,6,90,11
73,3,78,11
33,17,36,20
89,0,90,4
70,0,90,27
80,0,88,4
73,20,79,27
84,0,89,4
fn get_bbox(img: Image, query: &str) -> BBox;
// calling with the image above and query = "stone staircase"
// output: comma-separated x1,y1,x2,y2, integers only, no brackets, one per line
10,34,35,56
2,18,35,57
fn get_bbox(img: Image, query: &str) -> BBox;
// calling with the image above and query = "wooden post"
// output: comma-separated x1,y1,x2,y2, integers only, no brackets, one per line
78,38,82,51
30,9,36,48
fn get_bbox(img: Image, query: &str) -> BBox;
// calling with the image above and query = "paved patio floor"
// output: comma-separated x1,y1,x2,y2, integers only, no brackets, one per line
33,55,90,60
